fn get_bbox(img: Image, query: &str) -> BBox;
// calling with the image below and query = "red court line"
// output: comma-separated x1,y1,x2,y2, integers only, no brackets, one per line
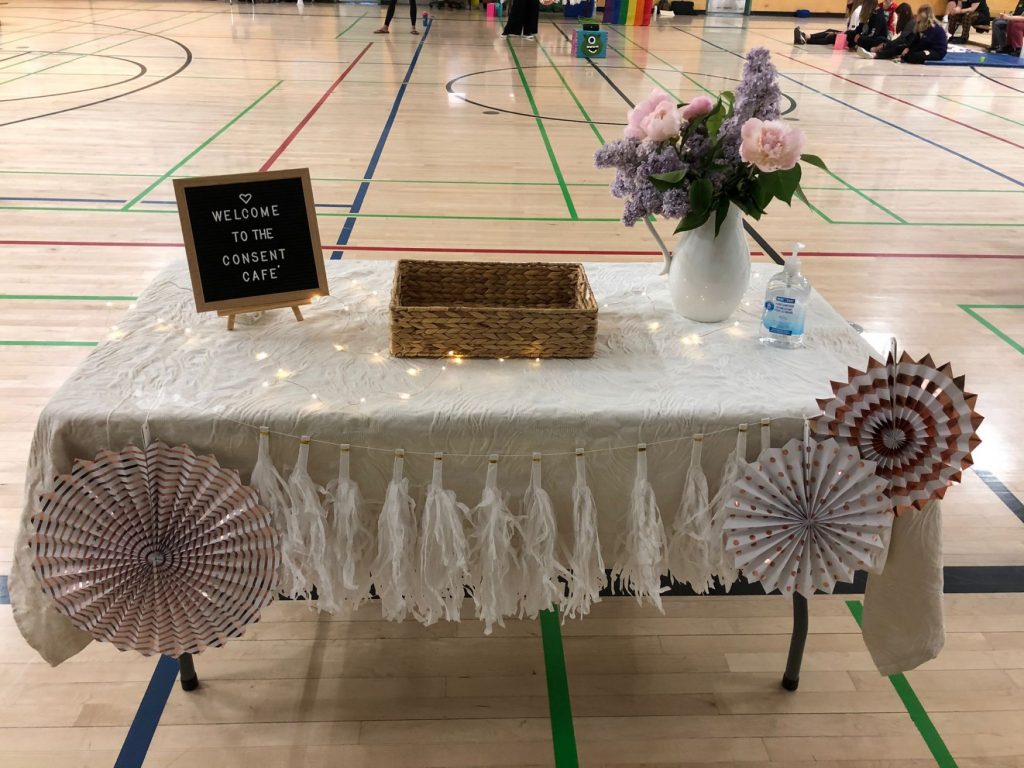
776,52,1024,151
259,42,373,171
1,239,1021,258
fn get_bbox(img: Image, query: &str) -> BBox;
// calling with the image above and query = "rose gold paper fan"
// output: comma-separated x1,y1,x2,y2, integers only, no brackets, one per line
724,437,892,597
30,442,280,657
811,341,982,513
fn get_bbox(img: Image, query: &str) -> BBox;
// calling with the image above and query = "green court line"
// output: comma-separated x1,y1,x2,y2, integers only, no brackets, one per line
607,44,680,96
822,170,907,223
537,41,604,144
606,36,715,97
507,41,579,220
539,610,579,768
0,294,137,301
336,11,369,38
959,305,1024,355
939,95,1024,128
121,79,283,210
846,601,958,768
0,340,99,347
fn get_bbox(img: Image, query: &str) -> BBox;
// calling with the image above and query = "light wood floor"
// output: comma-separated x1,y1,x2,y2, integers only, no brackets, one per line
0,2,1022,766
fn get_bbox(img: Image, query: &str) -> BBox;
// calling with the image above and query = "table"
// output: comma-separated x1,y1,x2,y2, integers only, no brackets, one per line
9,259,939,678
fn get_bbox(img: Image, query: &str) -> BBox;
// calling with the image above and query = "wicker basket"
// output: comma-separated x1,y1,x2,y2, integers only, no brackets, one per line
390,260,598,359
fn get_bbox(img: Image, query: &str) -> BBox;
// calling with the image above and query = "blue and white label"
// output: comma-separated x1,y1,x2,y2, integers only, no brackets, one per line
762,294,805,336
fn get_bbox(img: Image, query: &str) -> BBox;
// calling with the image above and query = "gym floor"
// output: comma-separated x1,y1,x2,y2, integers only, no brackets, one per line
0,1,1022,766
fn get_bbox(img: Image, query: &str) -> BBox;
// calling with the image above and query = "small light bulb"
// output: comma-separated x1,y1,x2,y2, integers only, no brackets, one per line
128,303,135,310
398,392,411,400
311,394,318,400
359,397,366,403
184,328,192,335
733,321,739,326
275,368,291,379
452,357,464,365
255,351,268,361
333,344,346,352
498,358,505,363
441,365,447,371
647,321,660,331
535,357,541,363
406,367,420,377
105,301,113,308
261,381,269,388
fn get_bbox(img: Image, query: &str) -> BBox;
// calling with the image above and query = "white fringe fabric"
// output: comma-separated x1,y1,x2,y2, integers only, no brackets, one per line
667,434,713,593
284,437,331,606
708,424,748,591
321,445,373,612
371,450,418,621
415,454,470,625
467,455,521,635
250,427,300,594
562,449,605,620
519,454,566,619
612,445,668,610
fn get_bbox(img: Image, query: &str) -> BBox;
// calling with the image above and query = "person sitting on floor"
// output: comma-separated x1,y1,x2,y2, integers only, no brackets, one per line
1004,15,1024,54
857,3,914,57
990,0,1024,52
945,0,991,43
796,0,888,47
883,0,899,34
873,4,947,62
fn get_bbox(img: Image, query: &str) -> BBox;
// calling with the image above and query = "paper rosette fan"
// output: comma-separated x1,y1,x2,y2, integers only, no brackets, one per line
724,437,892,597
30,441,280,657
811,342,982,512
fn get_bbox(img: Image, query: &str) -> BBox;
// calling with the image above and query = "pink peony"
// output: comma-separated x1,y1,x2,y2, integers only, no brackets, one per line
681,95,715,122
624,90,675,140
640,100,683,142
738,118,806,172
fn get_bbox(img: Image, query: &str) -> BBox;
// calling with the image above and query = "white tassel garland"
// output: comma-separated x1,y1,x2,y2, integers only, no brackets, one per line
667,434,714,593
519,453,565,619
612,445,668,610
563,449,605,620
709,424,748,591
415,453,470,625
322,445,373,612
371,450,417,621
285,437,331,607
251,426,300,595
467,455,520,635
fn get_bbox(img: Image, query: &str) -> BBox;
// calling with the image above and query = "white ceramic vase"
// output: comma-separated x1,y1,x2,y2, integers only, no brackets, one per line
666,204,751,323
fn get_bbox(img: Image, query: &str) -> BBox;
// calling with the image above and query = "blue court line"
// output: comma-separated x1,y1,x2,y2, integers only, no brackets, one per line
331,18,432,260
113,655,180,768
974,469,1024,524
0,574,8,605
672,27,1024,190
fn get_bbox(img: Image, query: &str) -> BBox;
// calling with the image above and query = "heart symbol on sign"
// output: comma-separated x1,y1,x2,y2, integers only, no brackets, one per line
239,193,252,204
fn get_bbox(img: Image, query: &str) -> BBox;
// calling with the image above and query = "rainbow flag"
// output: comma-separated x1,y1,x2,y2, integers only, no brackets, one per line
602,0,653,26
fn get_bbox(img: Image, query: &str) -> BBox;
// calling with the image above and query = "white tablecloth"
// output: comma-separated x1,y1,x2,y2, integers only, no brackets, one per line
10,259,938,669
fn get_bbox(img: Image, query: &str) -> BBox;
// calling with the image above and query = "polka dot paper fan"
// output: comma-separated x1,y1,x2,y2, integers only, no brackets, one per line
811,342,982,513
29,442,280,657
723,437,893,598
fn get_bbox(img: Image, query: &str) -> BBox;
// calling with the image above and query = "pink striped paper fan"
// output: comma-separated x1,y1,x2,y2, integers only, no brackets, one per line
30,442,279,657
724,437,893,597
811,343,982,513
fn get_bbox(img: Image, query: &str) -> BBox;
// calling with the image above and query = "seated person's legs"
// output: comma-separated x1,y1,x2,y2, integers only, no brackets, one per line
992,17,1009,49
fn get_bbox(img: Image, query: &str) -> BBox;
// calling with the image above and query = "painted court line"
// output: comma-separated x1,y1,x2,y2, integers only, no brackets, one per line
0,294,136,301
539,610,579,768
333,19,433,259
973,469,1024,524
113,656,180,768
123,80,284,210
959,304,1024,355
261,43,373,172
846,601,959,768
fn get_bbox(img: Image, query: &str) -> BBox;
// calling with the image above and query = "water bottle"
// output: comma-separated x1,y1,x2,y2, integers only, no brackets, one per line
760,243,811,349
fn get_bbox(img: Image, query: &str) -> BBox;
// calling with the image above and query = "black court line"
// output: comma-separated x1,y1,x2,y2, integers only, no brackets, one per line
971,65,1024,93
974,469,1024,524
549,21,785,266
0,22,192,128
0,50,147,103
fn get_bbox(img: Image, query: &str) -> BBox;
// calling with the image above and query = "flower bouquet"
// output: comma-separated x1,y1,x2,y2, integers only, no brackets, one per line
593,48,828,322
595,47,826,235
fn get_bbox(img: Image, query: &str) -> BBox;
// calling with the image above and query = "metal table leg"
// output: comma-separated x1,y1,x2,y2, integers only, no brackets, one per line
179,652,199,692
781,593,808,692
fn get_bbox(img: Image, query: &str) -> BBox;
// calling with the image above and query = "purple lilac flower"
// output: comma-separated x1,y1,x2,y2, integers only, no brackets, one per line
595,138,688,226
718,47,782,163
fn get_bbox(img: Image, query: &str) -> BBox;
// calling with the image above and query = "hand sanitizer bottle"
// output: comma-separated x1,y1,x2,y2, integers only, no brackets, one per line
760,243,810,349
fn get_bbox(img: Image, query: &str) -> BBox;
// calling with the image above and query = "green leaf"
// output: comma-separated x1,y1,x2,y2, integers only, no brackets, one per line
689,177,714,217
772,165,802,205
793,185,810,206
706,100,728,139
674,208,712,234
755,173,779,206
713,198,731,237
650,169,687,192
800,153,828,172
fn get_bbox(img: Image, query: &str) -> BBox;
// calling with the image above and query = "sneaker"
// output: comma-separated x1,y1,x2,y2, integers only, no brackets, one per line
856,46,875,58
499,32,508,38
524,34,536,40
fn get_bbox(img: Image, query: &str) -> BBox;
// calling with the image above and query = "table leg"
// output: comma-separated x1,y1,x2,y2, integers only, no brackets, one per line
179,652,199,692
781,593,808,692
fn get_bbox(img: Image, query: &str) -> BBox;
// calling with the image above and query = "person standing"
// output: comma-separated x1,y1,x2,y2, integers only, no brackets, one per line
501,0,540,40
376,0,420,35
